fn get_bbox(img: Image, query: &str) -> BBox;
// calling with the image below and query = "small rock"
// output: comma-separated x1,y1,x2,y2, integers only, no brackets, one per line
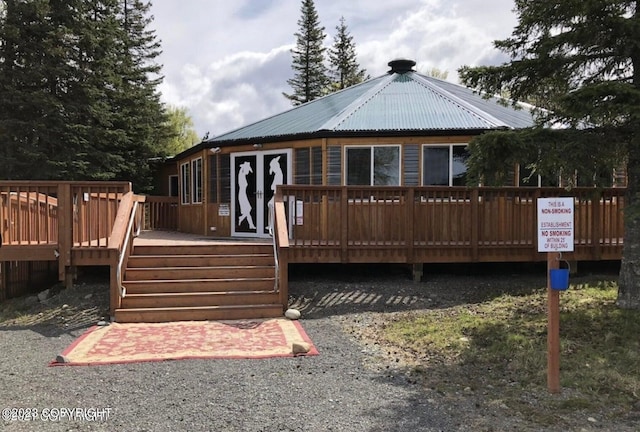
84,293,93,300
55,355,70,364
97,320,109,327
61,304,69,309
292,342,311,355
37,289,50,302
284,308,301,320
464,386,473,394
587,417,597,423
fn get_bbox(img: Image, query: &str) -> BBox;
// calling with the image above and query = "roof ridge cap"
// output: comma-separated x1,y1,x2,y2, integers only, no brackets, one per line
318,73,396,131
410,73,510,129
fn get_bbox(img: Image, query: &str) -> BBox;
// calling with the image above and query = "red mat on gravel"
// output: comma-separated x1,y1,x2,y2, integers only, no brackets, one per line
49,319,318,366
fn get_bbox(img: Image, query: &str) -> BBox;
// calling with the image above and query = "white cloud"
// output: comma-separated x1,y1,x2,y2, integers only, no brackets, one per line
151,0,518,137
160,46,294,138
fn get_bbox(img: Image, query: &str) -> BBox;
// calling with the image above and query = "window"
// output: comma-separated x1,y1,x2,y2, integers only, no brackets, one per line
311,147,322,185
191,158,203,204
345,146,400,186
327,146,341,185
295,148,310,185
422,145,469,186
209,155,218,203
518,164,559,187
168,175,178,197
180,162,190,204
220,154,231,203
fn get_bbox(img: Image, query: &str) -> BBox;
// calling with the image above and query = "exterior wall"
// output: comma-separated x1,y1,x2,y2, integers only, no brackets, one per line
171,135,478,237
152,160,178,196
175,149,207,235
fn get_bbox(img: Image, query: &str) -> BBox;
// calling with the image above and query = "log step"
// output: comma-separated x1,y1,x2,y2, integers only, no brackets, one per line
114,304,283,323
121,291,280,309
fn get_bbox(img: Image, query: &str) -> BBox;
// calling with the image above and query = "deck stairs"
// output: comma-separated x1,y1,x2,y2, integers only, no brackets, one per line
114,242,283,323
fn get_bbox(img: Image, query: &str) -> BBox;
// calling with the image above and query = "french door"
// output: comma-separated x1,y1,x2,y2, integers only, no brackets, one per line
231,149,291,238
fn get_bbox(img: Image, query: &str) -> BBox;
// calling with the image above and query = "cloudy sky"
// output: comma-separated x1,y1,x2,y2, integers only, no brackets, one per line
150,0,518,140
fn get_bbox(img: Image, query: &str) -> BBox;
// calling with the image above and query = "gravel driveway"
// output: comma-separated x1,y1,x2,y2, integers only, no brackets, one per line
0,264,461,432
2,261,625,432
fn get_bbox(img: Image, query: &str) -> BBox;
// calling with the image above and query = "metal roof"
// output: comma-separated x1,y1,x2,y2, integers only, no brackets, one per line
200,63,535,148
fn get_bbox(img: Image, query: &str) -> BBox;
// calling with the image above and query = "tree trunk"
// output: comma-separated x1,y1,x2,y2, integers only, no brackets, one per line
617,137,640,309
619,4,640,309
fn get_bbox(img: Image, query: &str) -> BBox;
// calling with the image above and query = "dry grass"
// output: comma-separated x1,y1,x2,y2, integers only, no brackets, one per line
379,279,640,427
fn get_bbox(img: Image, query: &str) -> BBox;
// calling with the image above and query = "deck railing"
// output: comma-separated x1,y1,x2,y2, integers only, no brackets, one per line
108,192,144,311
0,181,131,248
0,181,133,296
1,183,60,245
277,186,625,264
272,189,290,309
143,196,178,231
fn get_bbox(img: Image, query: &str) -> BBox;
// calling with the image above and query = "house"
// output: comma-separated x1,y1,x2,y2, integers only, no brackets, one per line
166,59,537,239
1,60,623,321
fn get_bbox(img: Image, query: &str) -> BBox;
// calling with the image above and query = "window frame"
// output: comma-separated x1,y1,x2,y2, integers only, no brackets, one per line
180,162,191,205
191,157,203,204
344,144,402,186
421,144,469,186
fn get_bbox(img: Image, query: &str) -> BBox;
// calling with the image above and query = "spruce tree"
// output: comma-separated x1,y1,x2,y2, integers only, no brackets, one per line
458,0,640,309
283,0,329,105
0,0,78,179
107,0,168,191
0,0,168,191
328,17,367,90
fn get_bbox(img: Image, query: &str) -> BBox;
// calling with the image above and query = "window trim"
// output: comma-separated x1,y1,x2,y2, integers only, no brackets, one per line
421,143,469,186
344,144,402,186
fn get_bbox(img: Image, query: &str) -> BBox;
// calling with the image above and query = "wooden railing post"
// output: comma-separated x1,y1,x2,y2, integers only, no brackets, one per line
592,190,602,260
0,190,6,246
274,189,290,310
340,187,348,263
57,183,72,284
406,188,414,263
471,188,479,261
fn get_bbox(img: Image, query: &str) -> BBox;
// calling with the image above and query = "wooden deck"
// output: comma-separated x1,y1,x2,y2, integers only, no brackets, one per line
1,181,626,320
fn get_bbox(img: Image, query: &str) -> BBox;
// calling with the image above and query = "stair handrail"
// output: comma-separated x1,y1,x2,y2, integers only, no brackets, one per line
116,199,141,299
267,201,279,292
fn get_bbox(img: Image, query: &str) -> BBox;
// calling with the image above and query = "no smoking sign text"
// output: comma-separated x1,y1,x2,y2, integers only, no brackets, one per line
537,197,574,252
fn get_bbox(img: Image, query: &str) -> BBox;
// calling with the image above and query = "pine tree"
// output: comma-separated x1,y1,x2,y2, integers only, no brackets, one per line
328,16,367,90
283,0,329,105
458,0,640,309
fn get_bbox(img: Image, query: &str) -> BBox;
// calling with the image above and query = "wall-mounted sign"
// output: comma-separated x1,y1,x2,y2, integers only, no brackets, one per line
218,203,230,217
296,200,303,225
537,197,574,252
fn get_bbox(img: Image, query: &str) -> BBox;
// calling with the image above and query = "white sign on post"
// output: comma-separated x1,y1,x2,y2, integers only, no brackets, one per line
537,197,574,252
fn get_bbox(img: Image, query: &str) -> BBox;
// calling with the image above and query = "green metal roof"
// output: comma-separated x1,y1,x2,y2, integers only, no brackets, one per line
204,66,535,148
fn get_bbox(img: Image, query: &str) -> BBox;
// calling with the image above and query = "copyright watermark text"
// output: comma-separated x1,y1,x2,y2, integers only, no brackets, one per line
2,407,112,422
